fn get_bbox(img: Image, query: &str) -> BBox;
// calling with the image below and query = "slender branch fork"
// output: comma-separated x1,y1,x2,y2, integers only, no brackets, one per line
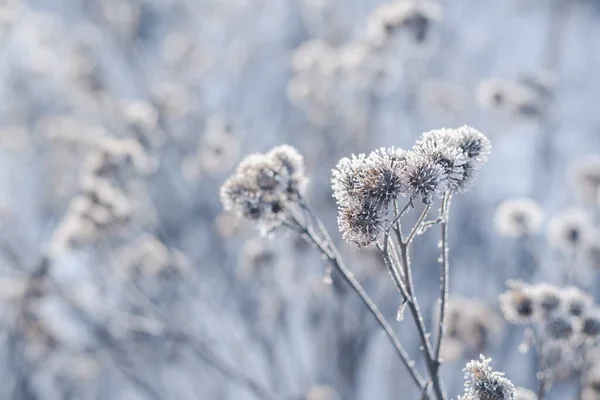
293,195,428,394
292,191,455,400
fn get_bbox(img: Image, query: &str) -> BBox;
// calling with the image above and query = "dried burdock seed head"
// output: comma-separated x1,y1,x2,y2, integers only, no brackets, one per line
355,147,408,206
337,200,387,247
366,0,443,46
514,387,538,400
414,129,467,192
571,156,600,204
547,209,592,252
544,311,576,342
451,125,492,170
268,144,308,197
220,145,308,236
581,309,600,339
405,151,448,204
331,153,368,208
494,198,544,237
461,355,515,400
499,281,536,324
561,286,593,317
477,78,540,118
532,283,562,316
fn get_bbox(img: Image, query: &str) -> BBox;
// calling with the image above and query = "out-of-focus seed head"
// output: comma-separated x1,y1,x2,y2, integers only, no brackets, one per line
532,283,562,315
220,146,308,235
268,144,308,197
547,209,592,251
366,0,443,46
561,287,593,317
571,157,600,204
544,311,576,342
494,198,544,237
337,201,387,247
462,355,515,400
581,309,600,339
499,281,536,324
514,387,538,400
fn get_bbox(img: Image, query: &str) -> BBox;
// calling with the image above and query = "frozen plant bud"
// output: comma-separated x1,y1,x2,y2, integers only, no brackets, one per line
571,157,600,204
514,387,537,400
544,312,576,342
494,198,544,237
547,209,592,251
461,355,515,400
499,281,536,324
337,201,387,247
581,309,600,339
561,287,593,317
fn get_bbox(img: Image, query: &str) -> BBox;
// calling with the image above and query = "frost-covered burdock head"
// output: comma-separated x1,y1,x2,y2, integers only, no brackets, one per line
460,355,515,400
561,287,593,317
581,309,600,339
331,153,368,208
337,200,388,247
571,156,600,204
220,145,307,235
405,151,448,204
332,149,408,209
355,147,409,206
494,198,544,237
499,281,536,324
544,311,576,342
414,129,467,191
547,209,592,251
514,387,538,400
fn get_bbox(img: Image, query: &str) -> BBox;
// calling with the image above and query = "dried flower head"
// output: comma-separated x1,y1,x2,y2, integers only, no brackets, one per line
532,283,562,315
337,200,387,247
547,209,592,251
331,153,368,208
581,310,600,339
571,157,600,204
477,78,540,118
544,311,576,342
414,129,468,191
220,145,307,235
561,287,593,317
499,281,536,324
354,147,409,206
494,198,544,237
366,0,443,46
405,151,448,204
268,145,308,197
461,355,515,400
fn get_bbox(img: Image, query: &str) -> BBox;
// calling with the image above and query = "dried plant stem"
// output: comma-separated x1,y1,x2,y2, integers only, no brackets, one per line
399,240,447,400
296,216,428,393
433,193,452,370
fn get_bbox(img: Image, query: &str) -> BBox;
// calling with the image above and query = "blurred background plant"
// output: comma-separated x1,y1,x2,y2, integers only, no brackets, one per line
1,0,600,399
